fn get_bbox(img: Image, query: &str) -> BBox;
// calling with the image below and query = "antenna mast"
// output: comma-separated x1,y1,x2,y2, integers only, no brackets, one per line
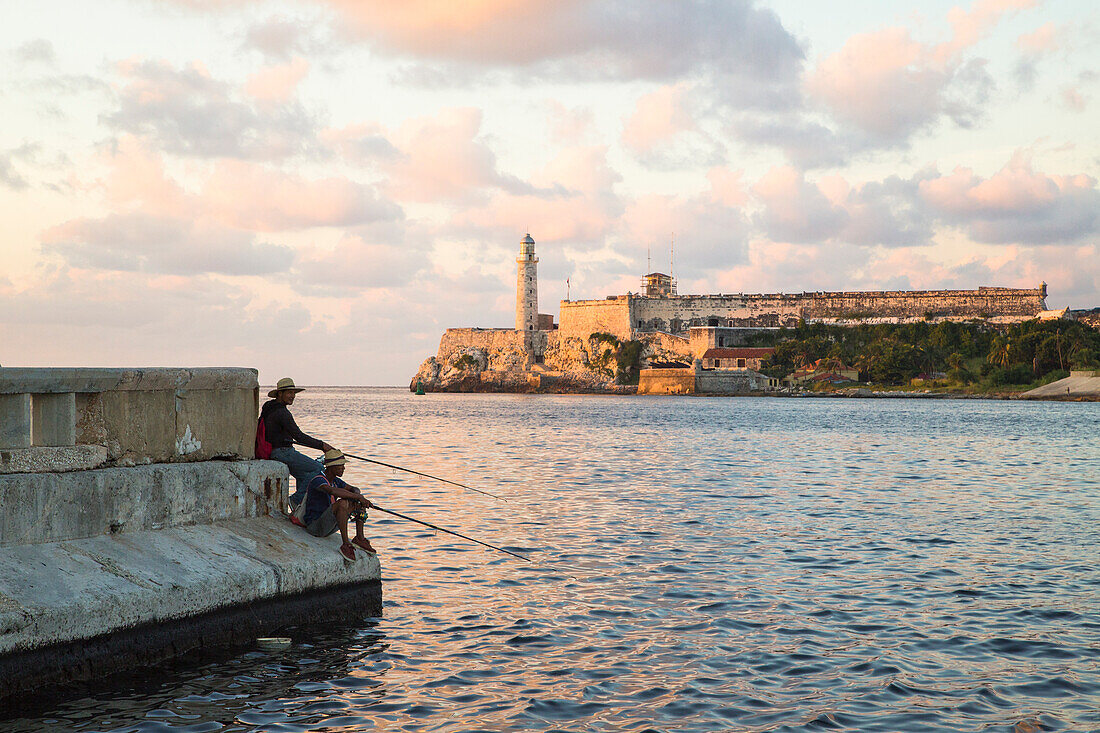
670,232,674,277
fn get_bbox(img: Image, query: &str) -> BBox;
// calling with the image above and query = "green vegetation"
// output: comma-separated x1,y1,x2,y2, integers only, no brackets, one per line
453,354,480,371
588,333,645,384
746,319,1100,391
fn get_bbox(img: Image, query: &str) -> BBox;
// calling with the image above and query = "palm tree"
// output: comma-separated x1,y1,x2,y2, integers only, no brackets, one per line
988,336,1012,368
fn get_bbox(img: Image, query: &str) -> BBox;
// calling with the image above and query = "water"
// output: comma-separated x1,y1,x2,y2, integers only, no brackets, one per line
7,390,1100,731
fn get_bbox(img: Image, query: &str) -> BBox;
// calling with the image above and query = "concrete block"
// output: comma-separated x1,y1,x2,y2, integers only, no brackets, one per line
0,445,107,474
175,387,256,460
31,393,76,447
0,367,258,395
0,394,31,449
74,393,107,446
99,390,176,463
0,460,289,547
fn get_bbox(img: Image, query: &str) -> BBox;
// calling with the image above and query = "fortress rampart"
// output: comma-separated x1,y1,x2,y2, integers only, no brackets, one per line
560,285,1047,338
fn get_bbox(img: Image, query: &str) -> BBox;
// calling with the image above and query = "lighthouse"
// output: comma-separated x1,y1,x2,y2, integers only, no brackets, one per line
516,233,538,331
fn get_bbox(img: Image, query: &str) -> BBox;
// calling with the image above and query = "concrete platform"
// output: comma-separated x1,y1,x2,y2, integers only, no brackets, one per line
0,459,383,702
1022,370,1100,399
0,516,381,700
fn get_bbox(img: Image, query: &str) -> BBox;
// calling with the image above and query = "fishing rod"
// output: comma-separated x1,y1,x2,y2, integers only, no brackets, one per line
371,504,531,562
344,452,506,502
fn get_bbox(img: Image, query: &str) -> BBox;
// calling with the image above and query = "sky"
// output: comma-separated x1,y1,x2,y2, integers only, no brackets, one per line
1,0,1097,385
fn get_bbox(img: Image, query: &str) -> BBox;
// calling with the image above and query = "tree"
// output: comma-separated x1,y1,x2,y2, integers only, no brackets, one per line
987,336,1012,368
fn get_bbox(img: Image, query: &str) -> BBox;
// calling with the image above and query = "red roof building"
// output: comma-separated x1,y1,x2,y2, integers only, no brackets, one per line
701,347,775,370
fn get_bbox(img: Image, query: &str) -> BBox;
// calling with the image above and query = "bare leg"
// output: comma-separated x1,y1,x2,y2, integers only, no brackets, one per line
333,499,352,545
352,517,376,553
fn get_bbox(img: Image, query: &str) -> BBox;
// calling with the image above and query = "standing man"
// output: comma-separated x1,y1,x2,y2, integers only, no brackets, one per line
261,377,335,507
302,449,377,561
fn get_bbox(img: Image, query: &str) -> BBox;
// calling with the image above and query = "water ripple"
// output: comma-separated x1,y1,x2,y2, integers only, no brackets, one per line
5,391,1098,732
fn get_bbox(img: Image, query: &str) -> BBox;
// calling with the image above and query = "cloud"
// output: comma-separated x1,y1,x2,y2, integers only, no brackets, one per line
41,213,295,275
833,172,936,248
1017,22,1060,54
0,143,40,191
547,102,595,145
621,83,725,169
381,107,531,202
204,160,402,231
14,39,56,65
622,84,697,153
244,57,310,103
95,135,401,232
241,16,322,62
752,166,848,244
324,0,804,108
291,232,430,295
807,27,994,145
1060,86,1087,112
919,152,1100,244
105,59,317,159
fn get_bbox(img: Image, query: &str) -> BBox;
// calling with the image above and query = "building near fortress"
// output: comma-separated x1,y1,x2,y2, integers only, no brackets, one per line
422,234,1051,378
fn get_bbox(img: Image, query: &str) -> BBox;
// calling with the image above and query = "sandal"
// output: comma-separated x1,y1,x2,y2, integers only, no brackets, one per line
352,538,377,554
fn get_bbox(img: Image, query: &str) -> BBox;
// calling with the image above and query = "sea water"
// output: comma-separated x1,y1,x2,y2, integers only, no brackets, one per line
8,390,1099,732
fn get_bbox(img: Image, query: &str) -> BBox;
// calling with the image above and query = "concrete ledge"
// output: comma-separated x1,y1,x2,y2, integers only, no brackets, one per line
0,367,258,394
0,445,108,474
0,516,381,662
0,460,290,547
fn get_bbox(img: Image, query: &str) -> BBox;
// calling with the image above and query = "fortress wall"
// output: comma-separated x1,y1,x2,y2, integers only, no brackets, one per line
559,298,633,341
439,328,527,361
628,287,1047,335
632,296,803,332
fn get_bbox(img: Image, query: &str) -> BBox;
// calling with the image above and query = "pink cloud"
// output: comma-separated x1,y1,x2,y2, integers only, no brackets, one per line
203,160,399,230
1061,86,1087,112
451,191,616,246
808,0,1034,144
622,83,696,153
244,57,310,103
533,145,619,194
1017,22,1060,54
919,152,1100,243
751,166,847,243
93,137,399,231
706,167,748,208
382,107,517,202
936,0,1036,64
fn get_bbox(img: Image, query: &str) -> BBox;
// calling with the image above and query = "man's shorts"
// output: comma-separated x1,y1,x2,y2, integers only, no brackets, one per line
305,504,338,538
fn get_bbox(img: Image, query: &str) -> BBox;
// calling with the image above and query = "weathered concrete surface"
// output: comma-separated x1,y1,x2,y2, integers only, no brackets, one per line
0,367,258,469
0,367,257,395
31,392,75,447
0,445,108,475
0,394,31,449
0,516,381,700
0,460,289,547
1022,370,1100,399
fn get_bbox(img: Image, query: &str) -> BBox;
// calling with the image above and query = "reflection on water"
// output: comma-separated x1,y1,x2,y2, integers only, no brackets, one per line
7,391,1099,732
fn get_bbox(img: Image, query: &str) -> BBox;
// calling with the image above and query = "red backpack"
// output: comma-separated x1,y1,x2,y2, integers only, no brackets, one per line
255,415,273,459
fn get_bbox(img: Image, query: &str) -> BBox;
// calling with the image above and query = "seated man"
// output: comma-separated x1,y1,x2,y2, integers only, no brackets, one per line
301,449,377,562
260,377,335,507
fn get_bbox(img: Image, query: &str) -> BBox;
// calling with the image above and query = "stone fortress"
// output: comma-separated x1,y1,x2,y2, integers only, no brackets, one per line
412,234,1055,391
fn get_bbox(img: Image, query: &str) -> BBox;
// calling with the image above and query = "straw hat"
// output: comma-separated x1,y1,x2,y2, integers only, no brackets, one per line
323,449,347,468
268,377,306,398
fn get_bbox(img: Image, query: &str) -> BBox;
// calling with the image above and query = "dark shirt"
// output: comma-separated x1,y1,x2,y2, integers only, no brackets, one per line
260,399,324,451
304,473,347,524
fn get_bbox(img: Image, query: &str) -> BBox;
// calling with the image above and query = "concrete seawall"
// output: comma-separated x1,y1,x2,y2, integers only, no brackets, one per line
0,368,381,703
